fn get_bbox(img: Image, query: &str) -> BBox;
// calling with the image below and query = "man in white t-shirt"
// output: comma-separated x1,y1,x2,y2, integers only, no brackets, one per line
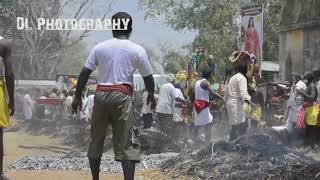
156,74,186,137
72,12,156,180
172,85,186,139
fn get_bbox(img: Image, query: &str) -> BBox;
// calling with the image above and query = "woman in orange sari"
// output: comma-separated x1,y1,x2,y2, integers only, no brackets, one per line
245,17,260,61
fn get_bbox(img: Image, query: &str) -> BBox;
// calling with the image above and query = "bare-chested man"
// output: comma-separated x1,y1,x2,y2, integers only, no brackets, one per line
0,36,15,180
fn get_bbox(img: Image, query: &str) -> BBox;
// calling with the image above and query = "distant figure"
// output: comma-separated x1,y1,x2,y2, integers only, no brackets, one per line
23,90,34,121
172,84,186,139
0,35,15,180
141,89,153,129
297,72,318,147
285,73,305,134
56,75,68,93
156,74,186,137
65,91,74,118
193,64,224,142
49,88,58,98
79,91,89,123
87,91,95,121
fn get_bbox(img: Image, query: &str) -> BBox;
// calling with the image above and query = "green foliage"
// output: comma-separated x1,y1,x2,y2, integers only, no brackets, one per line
164,51,189,74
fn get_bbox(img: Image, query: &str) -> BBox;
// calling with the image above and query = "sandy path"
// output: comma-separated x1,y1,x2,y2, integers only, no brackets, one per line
2,130,170,180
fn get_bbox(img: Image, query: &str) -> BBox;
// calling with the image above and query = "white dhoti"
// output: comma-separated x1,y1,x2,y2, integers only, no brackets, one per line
226,96,245,126
193,106,213,126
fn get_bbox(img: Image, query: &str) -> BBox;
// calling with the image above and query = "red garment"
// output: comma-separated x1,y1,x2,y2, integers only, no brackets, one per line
296,106,305,129
193,100,210,114
96,84,133,96
245,28,260,55
33,98,59,106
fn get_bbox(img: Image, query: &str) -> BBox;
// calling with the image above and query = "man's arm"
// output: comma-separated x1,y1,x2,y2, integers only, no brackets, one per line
200,80,224,101
0,40,14,115
72,67,92,113
297,85,317,102
143,74,156,109
175,97,186,104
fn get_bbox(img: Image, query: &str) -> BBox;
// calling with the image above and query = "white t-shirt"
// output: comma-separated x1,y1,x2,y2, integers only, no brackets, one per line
87,94,95,113
84,38,153,86
173,88,185,122
225,73,251,101
156,83,177,114
65,96,73,107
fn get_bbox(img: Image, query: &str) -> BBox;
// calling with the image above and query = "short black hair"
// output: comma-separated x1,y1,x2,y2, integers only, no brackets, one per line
290,72,302,82
198,63,212,79
303,71,314,83
112,12,132,37
237,60,248,75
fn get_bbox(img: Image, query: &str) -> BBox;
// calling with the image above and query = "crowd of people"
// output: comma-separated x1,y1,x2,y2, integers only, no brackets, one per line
14,87,95,124
140,51,320,149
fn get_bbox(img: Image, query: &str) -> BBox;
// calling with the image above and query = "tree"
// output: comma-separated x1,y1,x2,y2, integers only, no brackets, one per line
57,41,88,75
0,0,114,79
163,51,188,74
143,45,163,74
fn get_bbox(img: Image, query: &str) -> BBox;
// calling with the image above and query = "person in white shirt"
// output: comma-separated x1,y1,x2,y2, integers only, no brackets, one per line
192,64,224,142
87,91,95,121
225,59,252,141
172,85,186,139
285,73,306,135
141,90,153,129
23,90,34,121
71,12,156,180
156,74,186,137
56,75,68,94
79,92,89,123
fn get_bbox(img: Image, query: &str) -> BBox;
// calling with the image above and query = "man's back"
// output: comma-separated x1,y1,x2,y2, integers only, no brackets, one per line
84,38,152,86
156,83,176,114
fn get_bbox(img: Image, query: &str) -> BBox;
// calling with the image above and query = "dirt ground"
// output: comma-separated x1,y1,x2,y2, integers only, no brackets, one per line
2,120,174,180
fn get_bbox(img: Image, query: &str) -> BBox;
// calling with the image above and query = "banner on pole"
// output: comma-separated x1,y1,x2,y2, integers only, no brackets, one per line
240,4,263,66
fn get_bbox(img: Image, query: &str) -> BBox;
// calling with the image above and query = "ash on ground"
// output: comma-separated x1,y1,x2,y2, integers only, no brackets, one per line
9,152,178,173
162,134,320,180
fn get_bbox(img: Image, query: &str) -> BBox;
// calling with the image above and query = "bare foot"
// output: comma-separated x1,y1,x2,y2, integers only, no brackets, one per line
0,175,10,180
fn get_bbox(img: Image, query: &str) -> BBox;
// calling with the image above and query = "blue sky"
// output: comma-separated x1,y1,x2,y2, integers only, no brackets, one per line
84,0,197,51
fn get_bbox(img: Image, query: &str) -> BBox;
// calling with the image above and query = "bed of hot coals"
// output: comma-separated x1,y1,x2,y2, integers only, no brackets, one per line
161,134,320,180
9,152,178,173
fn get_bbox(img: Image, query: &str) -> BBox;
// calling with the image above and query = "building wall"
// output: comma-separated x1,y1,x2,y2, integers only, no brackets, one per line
279,0,320,81
279,27,320,80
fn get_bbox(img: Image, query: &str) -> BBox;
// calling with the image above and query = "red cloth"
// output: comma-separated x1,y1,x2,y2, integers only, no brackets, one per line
96,84,133,96
296,106,305,129
33,98,59,106
193,100,210,114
